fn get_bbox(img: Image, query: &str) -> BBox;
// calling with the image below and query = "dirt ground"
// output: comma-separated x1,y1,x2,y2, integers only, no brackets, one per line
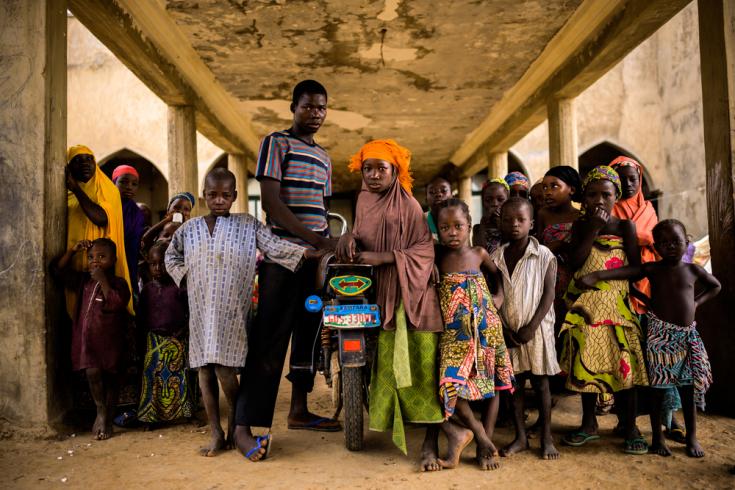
2,374,734,490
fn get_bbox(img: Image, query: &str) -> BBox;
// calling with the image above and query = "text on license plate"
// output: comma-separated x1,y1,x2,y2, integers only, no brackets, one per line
323,305,381,328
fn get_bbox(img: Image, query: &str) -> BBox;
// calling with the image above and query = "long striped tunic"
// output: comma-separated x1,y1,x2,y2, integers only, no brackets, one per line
255,129,332,248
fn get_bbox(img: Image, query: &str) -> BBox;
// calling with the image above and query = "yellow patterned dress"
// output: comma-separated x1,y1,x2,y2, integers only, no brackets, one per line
560,235,648,393
438,272,514,419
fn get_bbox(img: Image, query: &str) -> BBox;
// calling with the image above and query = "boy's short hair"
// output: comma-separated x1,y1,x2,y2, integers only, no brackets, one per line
292,80,328,106
148,241,169,260
204,167,236,189
91,237,117,257
501,196,534,217
652,218,688,241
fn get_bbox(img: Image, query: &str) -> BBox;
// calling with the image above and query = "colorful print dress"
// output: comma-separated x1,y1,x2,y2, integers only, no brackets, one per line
438,271,514,418
560,235,648,393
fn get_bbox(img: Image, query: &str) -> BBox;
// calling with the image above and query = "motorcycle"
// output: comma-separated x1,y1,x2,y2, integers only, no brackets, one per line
305,253,381,451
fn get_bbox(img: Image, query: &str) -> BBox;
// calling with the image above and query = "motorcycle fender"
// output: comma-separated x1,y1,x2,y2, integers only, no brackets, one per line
338,330,366,368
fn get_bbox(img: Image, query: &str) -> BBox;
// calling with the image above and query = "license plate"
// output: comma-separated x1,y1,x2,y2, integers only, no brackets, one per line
323,304,381,329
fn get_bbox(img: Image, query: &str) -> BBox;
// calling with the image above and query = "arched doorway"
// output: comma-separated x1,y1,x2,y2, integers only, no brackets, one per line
578,141,660,213
99,148,169,221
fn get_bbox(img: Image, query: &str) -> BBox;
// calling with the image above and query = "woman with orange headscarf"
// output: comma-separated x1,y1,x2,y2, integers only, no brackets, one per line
337,139,468,471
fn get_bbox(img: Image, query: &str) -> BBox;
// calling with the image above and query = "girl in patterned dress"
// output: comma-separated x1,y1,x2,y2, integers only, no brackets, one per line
559,166,649,455
436,198,513,470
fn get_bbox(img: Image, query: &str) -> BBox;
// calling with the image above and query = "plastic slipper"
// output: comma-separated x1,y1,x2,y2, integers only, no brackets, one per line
664,427,686,444
561,430,600,447
287,417,341,432
623,436,648,455
244,434,272,461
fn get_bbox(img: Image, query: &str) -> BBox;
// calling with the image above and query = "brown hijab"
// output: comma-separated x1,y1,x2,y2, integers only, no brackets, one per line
352,175,442,333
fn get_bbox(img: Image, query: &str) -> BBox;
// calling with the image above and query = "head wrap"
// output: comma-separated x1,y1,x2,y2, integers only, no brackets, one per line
67,145,95,164
167,192,196,210
582,165,622,197
111,164,139,182
348,139,414,194
609,155,640,170
482,178,510,192
504,171,530,190
545,165,582,202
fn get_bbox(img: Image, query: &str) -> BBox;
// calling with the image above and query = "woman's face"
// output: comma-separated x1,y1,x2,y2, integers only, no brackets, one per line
361,158,395,194
542,175,574,209
168,197,193,220
115,173,139,200
68,154,96,183
582,179,617,214
616,166,640,200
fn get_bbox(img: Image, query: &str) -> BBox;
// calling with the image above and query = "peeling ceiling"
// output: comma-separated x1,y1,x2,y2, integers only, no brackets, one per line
165,0,583,192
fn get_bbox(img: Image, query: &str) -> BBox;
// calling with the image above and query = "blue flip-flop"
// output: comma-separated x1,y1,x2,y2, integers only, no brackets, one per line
244,434,271,461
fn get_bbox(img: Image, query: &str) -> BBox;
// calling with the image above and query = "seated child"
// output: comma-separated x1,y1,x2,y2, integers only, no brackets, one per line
579,219,721,458
435,198,513,470
165,168,321,458
52,238,131,440
137,241,194,426
492,198,560,460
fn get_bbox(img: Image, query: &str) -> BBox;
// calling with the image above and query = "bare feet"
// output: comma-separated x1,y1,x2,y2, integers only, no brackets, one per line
650,441,672,457
501,437,529,457
477,446,500,470
686,438,704,458
420,429,441,472
199,427,226,457
91,411,104,440
438,421,474,469
541,435,560,460
233,425,268,462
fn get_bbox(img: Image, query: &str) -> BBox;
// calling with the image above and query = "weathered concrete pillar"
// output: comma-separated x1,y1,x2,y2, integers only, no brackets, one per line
0,0,67,429
696,0,735,415
547,97,578,169
229,153,249,214
458,176,472,204
488,152,508,179
167,105,198,207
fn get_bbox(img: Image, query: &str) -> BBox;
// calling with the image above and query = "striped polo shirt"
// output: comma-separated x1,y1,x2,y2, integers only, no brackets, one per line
255,129,332,247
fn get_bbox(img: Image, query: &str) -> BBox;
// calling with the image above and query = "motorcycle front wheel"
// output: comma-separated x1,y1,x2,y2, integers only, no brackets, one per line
342,366,364,451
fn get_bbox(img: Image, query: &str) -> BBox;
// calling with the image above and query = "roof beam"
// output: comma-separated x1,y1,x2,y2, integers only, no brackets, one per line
454,0,691,177
68,0,260,160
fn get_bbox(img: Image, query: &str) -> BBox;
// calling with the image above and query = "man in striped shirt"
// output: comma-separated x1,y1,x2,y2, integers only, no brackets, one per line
235,80,340,461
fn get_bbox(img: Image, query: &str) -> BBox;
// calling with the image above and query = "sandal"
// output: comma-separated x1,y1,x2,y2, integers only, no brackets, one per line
623,436,648,455
664,427,686,444
561,430,600,447
243,434,272,461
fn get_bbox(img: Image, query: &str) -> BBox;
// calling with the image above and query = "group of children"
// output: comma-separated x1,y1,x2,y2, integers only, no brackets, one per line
58,136,721,469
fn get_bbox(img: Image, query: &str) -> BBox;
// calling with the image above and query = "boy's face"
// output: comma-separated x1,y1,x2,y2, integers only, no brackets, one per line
426,179,452,210
482,184,508,218
87,243,115,272
115,173,139,200
362,158,395,194
653,225,688,261
204,179,236,216
293,93,327,134
616,166,640,200
148,248,167,281
500,203,533,241
582,180,617,214
437,206,470,249
169,197,192,220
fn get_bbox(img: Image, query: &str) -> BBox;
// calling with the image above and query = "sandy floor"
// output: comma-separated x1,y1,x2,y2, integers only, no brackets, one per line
2,374,734,490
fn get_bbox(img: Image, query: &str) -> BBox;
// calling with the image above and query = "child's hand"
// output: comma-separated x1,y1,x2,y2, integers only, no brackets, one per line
431,265,440,286
503,327,520,348
72,240,92,252
336,233,357,263
515,324,536,344
578,273,598,290
355,251,387,266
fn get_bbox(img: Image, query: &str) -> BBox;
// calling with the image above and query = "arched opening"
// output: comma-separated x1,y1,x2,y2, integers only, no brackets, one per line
99,148,169,221
578,141,661,213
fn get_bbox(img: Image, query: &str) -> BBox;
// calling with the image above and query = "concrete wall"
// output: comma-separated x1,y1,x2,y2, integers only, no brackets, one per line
0,0,67,429
510,3,707,237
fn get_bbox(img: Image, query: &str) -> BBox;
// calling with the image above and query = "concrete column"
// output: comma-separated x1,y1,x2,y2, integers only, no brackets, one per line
0,0,67,428
547,97,578,169
167,105,198,209
488,152,508,179
696,0,735,415
458,176,472,204
229,153,249,214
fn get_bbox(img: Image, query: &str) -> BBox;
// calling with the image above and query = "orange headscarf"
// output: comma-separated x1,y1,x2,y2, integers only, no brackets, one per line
348,139,414,195
610,156,658,313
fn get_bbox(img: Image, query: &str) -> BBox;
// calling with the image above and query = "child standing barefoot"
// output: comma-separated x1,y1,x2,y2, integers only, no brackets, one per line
137,242,194,426
53,238,131,440
579,219,721,458
493,198,560,460
436,198,513,471
472,179,510,254
166,168,317,458
559,166,649,455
